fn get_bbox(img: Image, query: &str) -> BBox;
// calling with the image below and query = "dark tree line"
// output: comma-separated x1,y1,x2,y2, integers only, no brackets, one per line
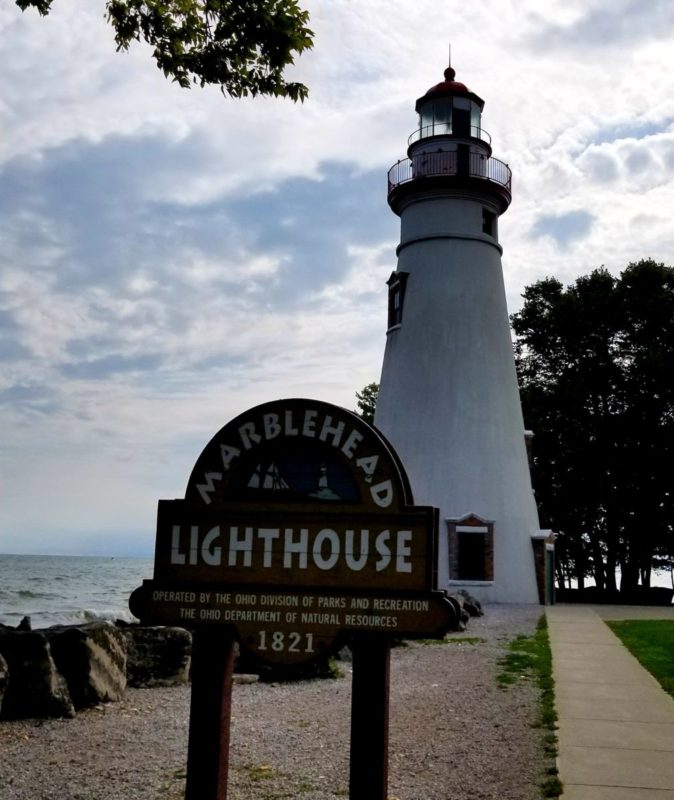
512,260,674,592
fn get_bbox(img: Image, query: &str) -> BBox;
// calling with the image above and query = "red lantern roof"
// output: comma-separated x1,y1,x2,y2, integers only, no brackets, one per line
415,66,484,112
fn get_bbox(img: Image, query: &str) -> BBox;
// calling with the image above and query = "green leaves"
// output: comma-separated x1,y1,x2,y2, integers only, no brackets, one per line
15,0,314,100
512,260,674,593
355,382,379,425
15,0,54,14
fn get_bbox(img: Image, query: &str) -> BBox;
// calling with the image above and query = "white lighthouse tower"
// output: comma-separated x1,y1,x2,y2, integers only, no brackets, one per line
374,63,543,604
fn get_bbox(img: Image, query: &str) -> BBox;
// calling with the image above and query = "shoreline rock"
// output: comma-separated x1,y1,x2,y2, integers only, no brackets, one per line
45,622,127,709
0,629,75,720
0,620,194,719
123,625,191,688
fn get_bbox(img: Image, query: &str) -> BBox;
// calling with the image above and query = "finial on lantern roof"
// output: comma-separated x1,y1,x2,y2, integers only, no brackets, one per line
445,43,456,81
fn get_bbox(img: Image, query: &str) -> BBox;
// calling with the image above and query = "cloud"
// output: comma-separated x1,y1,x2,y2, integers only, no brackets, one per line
576,133,674,190
528,0,674,48
60,353,164,380
0,128,396,457
589,120,674,149
531,210,595,248
577,150,620,183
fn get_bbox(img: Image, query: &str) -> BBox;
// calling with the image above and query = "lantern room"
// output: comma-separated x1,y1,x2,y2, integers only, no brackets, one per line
412,66,486,143
387,63,511,215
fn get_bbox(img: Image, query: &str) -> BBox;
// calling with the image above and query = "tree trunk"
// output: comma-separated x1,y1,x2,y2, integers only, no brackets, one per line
591,541,605,590
604,534,619,592
639,565,651,588
604,555,617,591
639,541,654,587
620,560,639,593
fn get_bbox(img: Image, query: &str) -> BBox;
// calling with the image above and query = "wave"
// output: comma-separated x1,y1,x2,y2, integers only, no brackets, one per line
73,607,137,624
0,607,137,629
16,589,61,600
0,554,151,627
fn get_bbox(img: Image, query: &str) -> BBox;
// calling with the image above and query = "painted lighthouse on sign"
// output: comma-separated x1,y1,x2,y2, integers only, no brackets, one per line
374,63,545,604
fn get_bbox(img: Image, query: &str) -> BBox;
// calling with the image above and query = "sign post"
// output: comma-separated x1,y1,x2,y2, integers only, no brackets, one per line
350,634,391,800
130,399,457,800
184,630,236,800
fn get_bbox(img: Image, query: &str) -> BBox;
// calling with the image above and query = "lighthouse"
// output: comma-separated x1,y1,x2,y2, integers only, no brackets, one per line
374,64,545,604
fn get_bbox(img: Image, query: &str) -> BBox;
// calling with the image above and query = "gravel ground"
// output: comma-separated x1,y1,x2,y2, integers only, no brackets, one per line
1,605,546,800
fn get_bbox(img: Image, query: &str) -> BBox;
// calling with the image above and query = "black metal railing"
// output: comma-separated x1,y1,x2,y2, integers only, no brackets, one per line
407,124,491,147
387,151,512,196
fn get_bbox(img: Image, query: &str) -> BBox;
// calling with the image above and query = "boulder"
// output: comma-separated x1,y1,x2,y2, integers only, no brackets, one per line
456,588,484,617
43,621,127,709
0,652,9,715
445,594,468,631
0,630,75,719
123,625,191,688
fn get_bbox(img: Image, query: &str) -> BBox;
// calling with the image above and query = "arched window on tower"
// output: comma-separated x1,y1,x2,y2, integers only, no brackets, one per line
387,271,409,329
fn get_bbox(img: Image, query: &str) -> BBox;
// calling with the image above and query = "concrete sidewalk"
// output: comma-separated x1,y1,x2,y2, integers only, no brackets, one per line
546,604,674,799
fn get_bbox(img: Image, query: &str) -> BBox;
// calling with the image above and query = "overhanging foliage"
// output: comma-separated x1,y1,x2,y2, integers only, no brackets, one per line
15,0,313,100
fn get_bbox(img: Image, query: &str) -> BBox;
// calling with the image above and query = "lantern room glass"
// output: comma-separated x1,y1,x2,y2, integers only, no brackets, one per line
418,100,452,137
471,102,481,136
417,97,482,140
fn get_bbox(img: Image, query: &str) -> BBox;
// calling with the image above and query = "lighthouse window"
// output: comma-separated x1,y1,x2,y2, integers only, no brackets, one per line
471,102,481,135
433,102,451,135
447,516,494,582
386,271,409,329
482,209,496,236
419,101,452,137
457,531,487,580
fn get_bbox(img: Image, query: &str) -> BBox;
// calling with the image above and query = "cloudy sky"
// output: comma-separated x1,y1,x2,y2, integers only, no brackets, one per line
1,0,673,557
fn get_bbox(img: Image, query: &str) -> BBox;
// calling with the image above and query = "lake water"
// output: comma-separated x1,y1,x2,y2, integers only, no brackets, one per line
0,554,154,629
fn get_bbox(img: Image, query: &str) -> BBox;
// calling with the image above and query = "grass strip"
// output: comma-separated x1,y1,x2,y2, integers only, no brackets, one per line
416,635,486,646
497,615,561,799
606,619,674,699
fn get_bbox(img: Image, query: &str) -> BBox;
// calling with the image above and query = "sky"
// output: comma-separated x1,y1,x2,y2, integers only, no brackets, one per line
1,0,674,557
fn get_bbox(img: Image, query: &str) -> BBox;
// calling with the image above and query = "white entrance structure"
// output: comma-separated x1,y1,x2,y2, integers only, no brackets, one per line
374,64,542,603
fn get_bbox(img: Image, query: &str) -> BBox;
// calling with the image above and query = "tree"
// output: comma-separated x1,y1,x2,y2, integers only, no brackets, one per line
355,382,379,425
15,0,313,101
512,260,674,593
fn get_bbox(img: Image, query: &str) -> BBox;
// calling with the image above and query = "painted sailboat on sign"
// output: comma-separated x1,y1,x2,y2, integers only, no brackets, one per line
245,460,343,502
247,463,290,491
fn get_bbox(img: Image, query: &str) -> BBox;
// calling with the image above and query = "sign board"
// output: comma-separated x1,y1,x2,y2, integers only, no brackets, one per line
130,399,456,665
130,583,452,665
152,504,436,591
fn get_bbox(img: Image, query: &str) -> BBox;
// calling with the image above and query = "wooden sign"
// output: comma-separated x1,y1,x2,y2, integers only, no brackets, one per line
129,398,458,800
130,582,453,665
132,398,454,666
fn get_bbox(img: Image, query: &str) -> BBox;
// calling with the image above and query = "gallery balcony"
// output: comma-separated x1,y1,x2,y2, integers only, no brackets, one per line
387,151,512,213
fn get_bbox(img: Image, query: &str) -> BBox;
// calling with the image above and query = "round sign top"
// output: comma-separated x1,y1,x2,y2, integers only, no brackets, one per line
184,398,413,513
